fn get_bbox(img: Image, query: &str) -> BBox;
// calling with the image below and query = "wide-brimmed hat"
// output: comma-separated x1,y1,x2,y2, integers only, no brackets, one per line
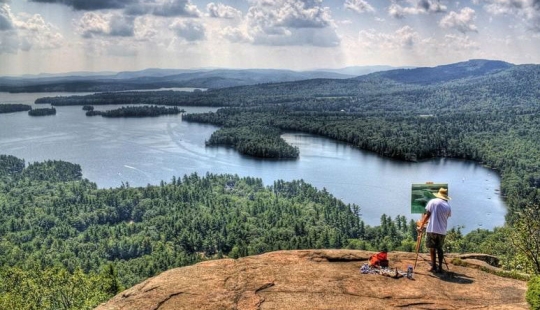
433,188,451,200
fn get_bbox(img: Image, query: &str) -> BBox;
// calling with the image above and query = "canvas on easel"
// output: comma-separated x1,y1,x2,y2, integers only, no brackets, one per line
411,183,448,214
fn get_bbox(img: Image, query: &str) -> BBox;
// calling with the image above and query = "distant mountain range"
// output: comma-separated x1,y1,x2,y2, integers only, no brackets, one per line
0,60,519,93
0,66,403,93
361,59,513,85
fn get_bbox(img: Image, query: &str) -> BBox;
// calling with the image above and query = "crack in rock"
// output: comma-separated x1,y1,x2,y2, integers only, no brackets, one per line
255,282,275,293
153,292,184,310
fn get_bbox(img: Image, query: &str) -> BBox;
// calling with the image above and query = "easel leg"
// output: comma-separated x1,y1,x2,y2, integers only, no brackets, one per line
414,230,424,269
443,255,450,271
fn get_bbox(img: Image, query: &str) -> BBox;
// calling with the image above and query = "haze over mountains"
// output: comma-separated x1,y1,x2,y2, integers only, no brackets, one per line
0,59,523,94
0,65,404,93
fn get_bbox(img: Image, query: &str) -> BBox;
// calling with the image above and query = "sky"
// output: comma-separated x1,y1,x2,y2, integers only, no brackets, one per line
0,0,540,76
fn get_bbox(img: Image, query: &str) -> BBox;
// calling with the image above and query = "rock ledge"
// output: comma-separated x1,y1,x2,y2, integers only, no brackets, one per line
96,250,528,310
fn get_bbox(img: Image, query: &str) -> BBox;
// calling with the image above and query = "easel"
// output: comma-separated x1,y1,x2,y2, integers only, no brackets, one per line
413,218,426,269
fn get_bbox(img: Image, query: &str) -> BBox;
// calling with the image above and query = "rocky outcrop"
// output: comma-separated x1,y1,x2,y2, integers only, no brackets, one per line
96,250,528,310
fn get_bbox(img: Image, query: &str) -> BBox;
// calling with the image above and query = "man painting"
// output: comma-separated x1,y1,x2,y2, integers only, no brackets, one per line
418,187,452,273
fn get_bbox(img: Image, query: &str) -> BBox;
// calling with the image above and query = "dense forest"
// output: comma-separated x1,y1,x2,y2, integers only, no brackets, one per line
33,59,540,226
85,105,184,117
33,60,540,219
6,59,540,307
1,154,531,309
0,104,32,114
28,107,56,116
178,63,540,219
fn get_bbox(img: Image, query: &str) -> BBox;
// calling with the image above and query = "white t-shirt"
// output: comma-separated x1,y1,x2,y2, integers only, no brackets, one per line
425,198,452,235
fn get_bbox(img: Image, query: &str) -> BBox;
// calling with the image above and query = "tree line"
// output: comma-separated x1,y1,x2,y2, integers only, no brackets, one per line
86,105,184,117
28,107,56,116
0,104,32,114
0,155,537,308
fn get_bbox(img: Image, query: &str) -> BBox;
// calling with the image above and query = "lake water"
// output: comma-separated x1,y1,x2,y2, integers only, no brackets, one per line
0,92,506,233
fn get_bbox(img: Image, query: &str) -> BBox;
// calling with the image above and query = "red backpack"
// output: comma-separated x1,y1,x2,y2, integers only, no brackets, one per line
369,252,389,268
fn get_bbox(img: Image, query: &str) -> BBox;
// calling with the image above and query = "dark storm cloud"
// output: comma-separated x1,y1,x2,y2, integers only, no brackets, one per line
0,3,13,31
417,0,445,13
29,0,138,11
29,0,201,17
535,1,540,13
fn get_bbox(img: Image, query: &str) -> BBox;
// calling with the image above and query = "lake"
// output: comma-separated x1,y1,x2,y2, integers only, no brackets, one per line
0,91,506,233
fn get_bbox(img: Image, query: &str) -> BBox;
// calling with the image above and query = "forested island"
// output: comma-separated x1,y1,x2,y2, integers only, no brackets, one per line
0,104,32,114
28,107,56,116
0,154,531,309
205,125,299,159
86,105,184,117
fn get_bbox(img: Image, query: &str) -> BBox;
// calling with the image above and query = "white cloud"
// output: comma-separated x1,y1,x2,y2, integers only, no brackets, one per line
169,19,206,41
243,0,340,46
388,0,447,18
206,2,242,19
441,33,480,50
388,3,406,18
478,0,540,32
152,0,201,17
271,0,332,28
439,7,478,33
76,12,109,38
14,14,64,49
133,15,161,41
220,26,251,42
1,5,63,54
359,25,420,50
76,12,135,38
353,24,482,66
344,0,375,14
395,25,419,48
480,0,530,15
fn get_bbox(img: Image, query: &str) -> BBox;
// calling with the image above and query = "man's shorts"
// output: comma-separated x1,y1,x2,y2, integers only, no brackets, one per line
426,232,446,249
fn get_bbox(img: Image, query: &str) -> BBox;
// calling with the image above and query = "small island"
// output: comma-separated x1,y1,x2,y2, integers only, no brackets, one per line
82,105,94,111
28,107,56,116
204,125,299,159
0,104,32,114
86,105,184,117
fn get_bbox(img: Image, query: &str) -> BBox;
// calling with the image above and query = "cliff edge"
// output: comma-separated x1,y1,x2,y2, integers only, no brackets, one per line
96,250,528,310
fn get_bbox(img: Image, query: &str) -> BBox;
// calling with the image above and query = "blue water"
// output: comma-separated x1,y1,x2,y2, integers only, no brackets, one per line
0,92,506,233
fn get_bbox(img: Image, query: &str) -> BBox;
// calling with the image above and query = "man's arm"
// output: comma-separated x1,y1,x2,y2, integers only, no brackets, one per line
417,211,431,231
